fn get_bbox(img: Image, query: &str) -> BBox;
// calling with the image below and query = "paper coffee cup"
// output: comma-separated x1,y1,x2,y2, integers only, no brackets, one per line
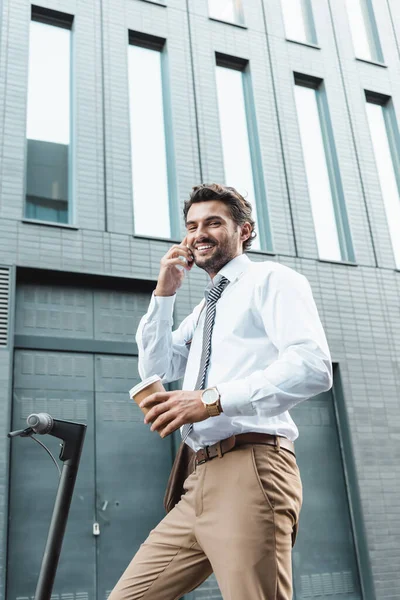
129,375,165,415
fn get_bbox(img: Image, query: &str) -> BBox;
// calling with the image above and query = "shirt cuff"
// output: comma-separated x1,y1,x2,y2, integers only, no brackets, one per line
217,379,257,417
147,292,176,322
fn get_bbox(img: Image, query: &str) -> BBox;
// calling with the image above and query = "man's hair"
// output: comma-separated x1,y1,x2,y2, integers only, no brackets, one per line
183,183,257,252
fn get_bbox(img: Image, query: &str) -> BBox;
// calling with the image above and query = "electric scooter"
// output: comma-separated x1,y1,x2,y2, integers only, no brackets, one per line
8,413,86,600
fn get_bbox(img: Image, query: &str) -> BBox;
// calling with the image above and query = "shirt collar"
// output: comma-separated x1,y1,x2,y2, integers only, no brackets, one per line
205,253,252,294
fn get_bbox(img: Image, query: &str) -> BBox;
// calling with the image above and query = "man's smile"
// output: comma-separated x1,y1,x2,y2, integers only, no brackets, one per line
196,244,215,255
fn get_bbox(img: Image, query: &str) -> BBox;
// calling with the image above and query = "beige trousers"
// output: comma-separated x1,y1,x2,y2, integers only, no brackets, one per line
109,443,303,600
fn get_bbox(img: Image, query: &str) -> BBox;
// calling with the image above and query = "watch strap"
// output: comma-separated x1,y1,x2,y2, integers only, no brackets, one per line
205,401,221,417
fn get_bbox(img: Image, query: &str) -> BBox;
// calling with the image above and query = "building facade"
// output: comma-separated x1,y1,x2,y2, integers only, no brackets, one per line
1,0,400,598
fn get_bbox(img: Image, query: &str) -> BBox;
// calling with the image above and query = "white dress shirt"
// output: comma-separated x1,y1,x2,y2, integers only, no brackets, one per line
136,254,332,451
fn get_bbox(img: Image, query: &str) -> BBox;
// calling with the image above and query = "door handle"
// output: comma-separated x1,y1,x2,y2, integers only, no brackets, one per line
93,522,100,536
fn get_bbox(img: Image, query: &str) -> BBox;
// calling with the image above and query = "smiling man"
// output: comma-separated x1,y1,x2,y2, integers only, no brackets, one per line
109,183,332,600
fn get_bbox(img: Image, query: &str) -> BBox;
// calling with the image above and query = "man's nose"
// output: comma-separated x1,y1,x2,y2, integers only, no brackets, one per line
194,223,209,237
187,230,200,245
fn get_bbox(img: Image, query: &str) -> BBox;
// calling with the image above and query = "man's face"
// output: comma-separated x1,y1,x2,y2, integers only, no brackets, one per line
185,200,246,276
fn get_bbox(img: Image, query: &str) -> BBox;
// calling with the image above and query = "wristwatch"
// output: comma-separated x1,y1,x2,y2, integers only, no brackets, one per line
201,387,222,417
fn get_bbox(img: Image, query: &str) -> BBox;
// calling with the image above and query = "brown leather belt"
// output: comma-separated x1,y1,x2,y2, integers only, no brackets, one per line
195,433,295,465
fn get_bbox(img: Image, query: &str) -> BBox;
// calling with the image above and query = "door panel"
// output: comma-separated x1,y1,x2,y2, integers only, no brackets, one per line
291,392,362,599
7,351,96,600
94,355,173,599
15,284,94,339
9,282,160,599
13,350,93,391
94,290,150,342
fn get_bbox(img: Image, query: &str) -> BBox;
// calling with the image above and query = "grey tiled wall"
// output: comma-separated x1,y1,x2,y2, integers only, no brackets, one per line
0,0,400,598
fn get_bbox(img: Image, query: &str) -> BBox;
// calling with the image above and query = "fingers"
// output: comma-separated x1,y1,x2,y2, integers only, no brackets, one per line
140,391,169,410
143,397,174,424
141,390,204,438
150,408,177,433
145,401,181,435
158,238,194,279
163,251,194,273
166,245,193,263
171,257,193,271
143,394,183,437
158,417,182,438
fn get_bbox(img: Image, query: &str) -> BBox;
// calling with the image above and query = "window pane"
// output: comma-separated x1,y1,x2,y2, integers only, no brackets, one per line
281,0,312,43
294,85,342,261
128,45,170,238
215,66,260,250
25,20,71,224
208,0,244,25
345,0,376,61
366,102,400,269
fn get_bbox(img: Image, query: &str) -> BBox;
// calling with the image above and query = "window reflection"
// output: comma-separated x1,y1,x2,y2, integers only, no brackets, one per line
294,84,342,261
366,101,400,269
25,20,71,224
208,0,244,25
128,45,171,238
215,66,261,250
281,0,316,44
345,0,381,61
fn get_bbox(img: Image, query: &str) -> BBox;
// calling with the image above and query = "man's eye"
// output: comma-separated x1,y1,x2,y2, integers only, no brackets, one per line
210,222,220,226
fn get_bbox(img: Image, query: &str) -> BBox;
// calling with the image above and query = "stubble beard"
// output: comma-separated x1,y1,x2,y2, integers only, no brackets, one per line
194,236,239,275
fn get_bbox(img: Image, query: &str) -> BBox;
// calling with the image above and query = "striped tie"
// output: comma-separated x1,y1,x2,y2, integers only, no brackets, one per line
181,276,229,442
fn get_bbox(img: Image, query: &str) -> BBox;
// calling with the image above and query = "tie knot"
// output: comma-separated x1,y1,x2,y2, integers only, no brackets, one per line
207,276,229,304
217,276,229,289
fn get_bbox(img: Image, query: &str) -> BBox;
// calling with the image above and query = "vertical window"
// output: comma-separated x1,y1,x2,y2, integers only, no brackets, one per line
365,94,400,269
128,35,172,238
25,12,73,224
294,77,353,262
281,0,317,44
208,0,245,26
345,0,383,62
215,56,272,252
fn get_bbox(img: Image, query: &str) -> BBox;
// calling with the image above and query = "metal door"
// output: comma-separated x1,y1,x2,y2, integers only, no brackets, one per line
8,280,171,598
7,350,96,600
94,354,172,599
7,351,172,599
291,391,363,599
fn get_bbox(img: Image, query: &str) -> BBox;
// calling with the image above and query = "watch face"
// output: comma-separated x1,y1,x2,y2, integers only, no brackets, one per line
203,388,219,405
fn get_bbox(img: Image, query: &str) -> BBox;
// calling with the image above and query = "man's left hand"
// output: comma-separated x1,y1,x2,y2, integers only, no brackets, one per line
140,390,208,438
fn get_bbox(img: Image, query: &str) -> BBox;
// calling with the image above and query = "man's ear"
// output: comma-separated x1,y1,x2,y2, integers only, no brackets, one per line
240,222,252,243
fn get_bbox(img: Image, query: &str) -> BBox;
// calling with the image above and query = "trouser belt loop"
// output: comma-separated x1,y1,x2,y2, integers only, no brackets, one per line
274,435,281,452
216,441,223,458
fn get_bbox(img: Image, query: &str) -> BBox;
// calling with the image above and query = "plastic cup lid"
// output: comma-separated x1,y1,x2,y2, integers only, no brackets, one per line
129,374,162,397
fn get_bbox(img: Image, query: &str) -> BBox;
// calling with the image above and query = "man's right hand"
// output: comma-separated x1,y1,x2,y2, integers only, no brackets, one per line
154,237,194,297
